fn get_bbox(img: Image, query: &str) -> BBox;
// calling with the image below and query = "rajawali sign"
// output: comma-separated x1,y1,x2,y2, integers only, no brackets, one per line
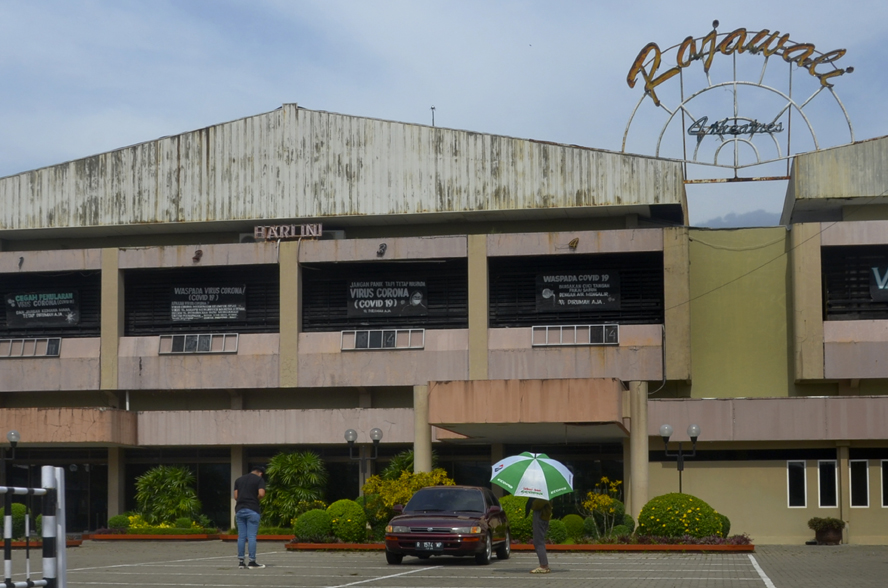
535,273,620,312
627,26,852,107
4,290,80,328
171,285,246,322
348,280,428,317
621,23,855,177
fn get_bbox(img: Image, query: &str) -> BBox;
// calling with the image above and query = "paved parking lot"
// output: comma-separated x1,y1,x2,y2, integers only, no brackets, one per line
7,541,888,587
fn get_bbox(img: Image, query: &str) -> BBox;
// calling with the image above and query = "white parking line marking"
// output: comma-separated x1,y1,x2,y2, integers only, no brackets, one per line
325,565,442,588
749,554,778,588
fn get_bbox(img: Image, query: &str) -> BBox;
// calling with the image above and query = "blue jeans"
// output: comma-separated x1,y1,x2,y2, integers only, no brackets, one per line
236,508,261,561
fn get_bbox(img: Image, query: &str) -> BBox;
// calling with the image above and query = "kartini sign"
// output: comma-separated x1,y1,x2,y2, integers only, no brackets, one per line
622,22,855,182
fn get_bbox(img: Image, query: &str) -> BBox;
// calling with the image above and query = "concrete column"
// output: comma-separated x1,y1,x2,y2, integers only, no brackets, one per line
230,446,246,529
490,443,504,498
622,437,632,515
279,241,301,388
629,381,649,520
467,235,488,381
838,443,850,544
100,248,123,391
107,447,126,519
413,385,432,473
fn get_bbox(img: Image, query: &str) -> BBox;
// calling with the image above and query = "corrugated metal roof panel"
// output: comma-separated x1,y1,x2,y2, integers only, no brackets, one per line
0,105,686,232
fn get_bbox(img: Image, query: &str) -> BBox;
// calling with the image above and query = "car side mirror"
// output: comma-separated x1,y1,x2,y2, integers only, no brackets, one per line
487,505,502,515
393,504,403,514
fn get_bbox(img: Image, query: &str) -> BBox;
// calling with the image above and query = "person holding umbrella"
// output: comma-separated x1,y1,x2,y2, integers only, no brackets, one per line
526,497,552,573
490,452,573,575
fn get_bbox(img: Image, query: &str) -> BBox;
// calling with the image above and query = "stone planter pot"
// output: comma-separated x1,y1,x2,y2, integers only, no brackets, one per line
815,528,843,545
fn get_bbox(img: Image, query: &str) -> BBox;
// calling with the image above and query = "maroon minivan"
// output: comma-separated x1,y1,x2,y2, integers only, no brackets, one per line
384,485,511,565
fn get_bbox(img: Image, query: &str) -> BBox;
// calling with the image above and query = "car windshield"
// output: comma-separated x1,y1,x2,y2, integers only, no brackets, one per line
405,488,485,513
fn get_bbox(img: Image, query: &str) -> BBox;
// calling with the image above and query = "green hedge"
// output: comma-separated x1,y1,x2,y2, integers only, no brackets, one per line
0,503,29,539
327,499,367,543
499,495,532,542
294,509,333,543
637,493,722,538
562,514,585,541
546,519,568,544
125,527,214,535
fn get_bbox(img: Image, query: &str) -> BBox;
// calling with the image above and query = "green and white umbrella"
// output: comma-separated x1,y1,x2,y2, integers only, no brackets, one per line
490,452,574,500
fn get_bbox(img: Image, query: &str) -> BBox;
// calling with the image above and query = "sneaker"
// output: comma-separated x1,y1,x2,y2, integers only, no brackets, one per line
530,567,551,574
247,561,266,569
238,560,247,570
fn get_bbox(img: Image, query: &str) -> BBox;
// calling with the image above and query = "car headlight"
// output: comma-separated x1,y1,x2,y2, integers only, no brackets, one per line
451,526,482,534
386,525,410,533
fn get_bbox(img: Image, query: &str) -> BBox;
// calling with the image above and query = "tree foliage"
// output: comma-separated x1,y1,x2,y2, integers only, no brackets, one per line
134,465,202,525
380,449,438,480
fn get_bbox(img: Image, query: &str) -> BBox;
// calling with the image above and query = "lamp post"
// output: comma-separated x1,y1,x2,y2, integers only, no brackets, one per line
659,423,700,494
344,427,383,475
3,430,19,461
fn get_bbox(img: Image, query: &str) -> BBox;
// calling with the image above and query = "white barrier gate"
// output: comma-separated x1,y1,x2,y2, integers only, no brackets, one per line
2,466,67,588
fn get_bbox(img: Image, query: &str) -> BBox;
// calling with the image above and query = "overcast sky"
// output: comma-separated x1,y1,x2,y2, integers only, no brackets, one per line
1,0,886,226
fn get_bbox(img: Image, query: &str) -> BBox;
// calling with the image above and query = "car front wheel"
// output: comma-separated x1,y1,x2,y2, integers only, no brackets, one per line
385,550,403,565
495,529,511,560
475,533,492,565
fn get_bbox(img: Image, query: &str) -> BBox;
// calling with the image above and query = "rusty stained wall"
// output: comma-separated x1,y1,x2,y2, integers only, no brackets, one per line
790,136,888,202
0,407,136,445
0,105,686,231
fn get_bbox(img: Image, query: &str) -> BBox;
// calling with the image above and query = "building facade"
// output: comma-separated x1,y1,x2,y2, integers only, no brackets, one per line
1,104,886,543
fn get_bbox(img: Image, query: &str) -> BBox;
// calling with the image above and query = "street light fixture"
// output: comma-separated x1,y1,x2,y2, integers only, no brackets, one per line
4,430,20,461
659,423,700,494
344,428,383,474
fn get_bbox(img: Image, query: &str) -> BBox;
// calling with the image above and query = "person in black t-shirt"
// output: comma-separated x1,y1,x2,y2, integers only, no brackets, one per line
234,466,267,569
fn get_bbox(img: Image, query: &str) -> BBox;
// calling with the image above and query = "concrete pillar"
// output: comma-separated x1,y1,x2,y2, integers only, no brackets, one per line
467,235,488,381
279,241,301,388
413,385,432,473
622,437,632,515
490,443,504,498
107,447,126,520
100,248,123,391
629,381,649,521
230,446,246,530
838,443,850,544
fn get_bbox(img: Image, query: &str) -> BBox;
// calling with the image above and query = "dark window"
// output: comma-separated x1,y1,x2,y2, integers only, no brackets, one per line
124,266,279,335
822,245,888,320
883,461,888,507
302,260,467,332
850,460,869,507
819,460,837,507
788,461,806,507
489,252,664,328
0,271,101,338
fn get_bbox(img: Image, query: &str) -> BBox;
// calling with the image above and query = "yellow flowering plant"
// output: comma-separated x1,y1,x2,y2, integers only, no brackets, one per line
636,493,722,538
579,476,624,538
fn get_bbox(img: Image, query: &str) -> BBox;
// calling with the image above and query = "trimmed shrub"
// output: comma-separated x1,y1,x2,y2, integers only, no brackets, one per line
622,514,636,534
293,509,333,543
0,503,29,539
717,513,731,538
611,524,631,537
583,515,599,539
174,517,192,529
637,493,722,538
500,495,531,542
562,514,585,541
546,519,568,544
355,494,388,541
108,514,130,530
327,499,367,543
35,514,42,535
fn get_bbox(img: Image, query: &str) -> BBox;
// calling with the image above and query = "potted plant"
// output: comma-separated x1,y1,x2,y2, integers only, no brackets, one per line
807,517,845,545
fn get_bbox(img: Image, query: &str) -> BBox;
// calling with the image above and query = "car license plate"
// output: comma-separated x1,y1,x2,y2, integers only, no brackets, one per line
416,541,443,551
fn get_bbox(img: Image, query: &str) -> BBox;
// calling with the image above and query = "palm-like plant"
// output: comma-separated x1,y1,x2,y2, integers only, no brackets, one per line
380,449,438,480
262,451,329,527
134,465,202,525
